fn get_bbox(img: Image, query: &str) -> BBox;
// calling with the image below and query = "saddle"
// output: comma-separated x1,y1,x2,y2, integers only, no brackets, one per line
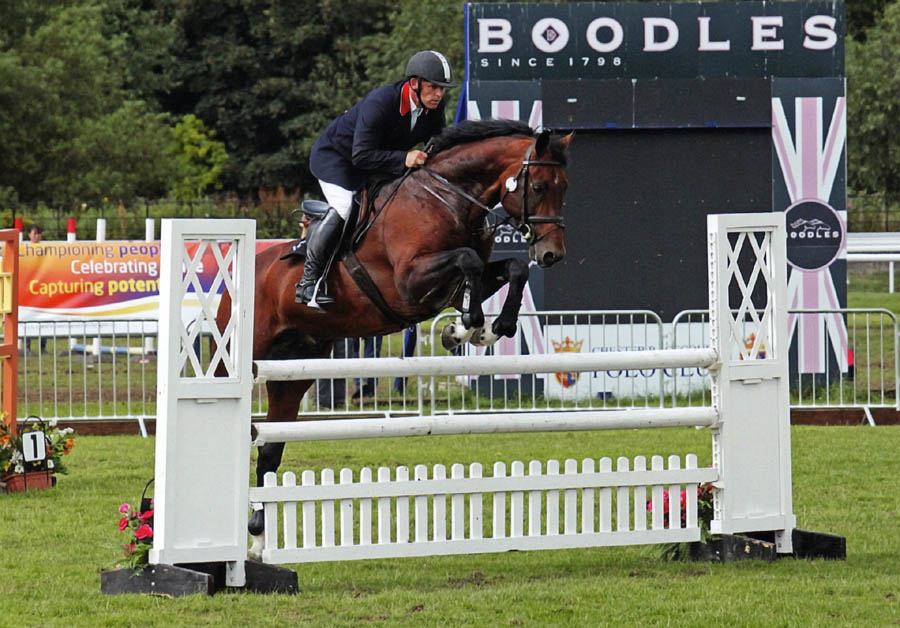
279,177,413,327
279,176,394,261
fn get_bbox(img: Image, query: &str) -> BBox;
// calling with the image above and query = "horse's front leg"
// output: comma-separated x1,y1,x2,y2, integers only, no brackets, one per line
478,257,530,342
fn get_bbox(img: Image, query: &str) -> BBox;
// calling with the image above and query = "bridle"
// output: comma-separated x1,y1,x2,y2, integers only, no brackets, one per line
498,143,566,242
414,138,566,244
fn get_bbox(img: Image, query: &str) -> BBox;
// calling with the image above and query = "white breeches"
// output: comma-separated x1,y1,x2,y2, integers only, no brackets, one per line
318,180,354,221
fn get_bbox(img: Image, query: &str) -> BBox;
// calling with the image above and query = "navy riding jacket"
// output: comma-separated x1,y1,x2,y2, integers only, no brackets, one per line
310,79,447,191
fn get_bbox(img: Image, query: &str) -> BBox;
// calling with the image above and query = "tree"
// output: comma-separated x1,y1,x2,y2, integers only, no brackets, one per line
157,0,346,195
0,3,177,206
357,0,466,119
169,114,229,201
845,0,895,43
846,1,900,198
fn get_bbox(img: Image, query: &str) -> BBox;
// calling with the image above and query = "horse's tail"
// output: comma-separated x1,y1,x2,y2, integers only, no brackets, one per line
212,286,233,377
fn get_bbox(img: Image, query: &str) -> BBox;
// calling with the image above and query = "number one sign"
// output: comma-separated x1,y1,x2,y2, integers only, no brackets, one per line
22,431,47,463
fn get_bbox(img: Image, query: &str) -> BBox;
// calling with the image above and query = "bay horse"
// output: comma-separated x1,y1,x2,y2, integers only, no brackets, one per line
215,119,573,542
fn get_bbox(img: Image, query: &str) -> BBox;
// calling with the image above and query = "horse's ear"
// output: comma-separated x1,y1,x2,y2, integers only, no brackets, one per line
535,130,550,155
559,131,575,151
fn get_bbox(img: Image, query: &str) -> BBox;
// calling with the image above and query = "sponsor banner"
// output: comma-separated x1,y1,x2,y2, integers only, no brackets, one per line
18,240,285,323
468,2,844,82
541,322,712,400
771,78,848,374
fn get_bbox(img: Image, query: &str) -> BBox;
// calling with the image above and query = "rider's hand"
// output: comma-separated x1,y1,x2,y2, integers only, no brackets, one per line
405,150,428,168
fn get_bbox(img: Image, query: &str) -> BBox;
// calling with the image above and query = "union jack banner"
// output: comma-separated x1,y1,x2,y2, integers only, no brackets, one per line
466,98,544,130
772,95,848,374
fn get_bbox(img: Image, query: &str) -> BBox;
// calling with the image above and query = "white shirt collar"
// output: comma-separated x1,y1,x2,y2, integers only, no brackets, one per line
409,92,421,129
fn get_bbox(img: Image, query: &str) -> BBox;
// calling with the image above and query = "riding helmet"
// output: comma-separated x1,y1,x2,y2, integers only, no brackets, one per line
405,50,455,87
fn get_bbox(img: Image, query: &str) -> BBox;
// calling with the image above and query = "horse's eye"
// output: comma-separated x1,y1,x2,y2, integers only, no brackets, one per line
531,182,546,194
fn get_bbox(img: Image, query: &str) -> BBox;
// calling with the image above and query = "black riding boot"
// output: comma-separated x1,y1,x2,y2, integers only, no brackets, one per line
295,208,345,309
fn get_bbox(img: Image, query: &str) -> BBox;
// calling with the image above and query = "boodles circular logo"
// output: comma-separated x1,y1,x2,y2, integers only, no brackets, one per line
531,17,570,53
784,199,844,271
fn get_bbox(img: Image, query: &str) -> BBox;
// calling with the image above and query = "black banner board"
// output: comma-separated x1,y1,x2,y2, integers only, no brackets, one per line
469,1,844,82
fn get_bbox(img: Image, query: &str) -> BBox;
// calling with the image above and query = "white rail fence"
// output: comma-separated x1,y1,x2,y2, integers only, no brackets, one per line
17,228,899,423
847,232,900,293
16,310,898,425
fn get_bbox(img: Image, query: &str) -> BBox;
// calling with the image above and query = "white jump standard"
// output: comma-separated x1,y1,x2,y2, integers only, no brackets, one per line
101,213,842,597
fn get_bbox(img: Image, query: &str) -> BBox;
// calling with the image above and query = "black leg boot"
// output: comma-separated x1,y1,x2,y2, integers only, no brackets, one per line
295,208,345,309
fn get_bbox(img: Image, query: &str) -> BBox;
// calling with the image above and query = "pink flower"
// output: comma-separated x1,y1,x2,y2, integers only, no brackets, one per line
118,516,129,532
135,524,153,540
119,503,131,514
140,509,154,521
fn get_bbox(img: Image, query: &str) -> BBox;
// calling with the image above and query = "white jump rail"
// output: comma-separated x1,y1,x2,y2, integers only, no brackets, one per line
847,232,900,292
150,213,795,588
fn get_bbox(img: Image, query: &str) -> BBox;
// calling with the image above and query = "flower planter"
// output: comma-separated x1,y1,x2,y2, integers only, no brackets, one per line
2,471,54,492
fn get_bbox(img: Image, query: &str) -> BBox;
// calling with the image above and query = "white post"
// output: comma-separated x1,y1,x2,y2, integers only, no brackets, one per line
144,218,157,355
707,213,795,553
91,219,106,358
150,218,256,586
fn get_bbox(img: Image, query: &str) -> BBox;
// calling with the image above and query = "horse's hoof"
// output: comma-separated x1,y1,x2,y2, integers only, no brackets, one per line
249,533,264,560
248,509,265,536
441,323,463,351
471,324,500,347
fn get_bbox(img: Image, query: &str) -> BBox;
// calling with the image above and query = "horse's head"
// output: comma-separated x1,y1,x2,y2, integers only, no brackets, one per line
500,130,573,268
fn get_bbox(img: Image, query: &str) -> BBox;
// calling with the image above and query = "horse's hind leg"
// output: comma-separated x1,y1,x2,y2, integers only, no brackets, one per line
248,378,313,557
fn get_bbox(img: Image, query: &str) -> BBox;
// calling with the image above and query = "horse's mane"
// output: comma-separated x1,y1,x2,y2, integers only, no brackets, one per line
429,119,568,165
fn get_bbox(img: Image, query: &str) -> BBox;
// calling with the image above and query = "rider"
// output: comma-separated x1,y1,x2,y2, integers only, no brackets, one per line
296,50,455,309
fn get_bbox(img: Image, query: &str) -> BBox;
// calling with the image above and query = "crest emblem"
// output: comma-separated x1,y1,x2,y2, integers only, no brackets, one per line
742,333,766,360
551,337,584,388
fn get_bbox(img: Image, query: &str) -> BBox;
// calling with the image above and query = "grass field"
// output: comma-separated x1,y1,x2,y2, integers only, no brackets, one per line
1,426,899,627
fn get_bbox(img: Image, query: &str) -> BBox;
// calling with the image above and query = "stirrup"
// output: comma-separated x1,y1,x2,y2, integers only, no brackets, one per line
305,279,334,312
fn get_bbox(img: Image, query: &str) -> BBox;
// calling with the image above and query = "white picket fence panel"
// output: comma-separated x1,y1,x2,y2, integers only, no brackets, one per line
251,454,717,563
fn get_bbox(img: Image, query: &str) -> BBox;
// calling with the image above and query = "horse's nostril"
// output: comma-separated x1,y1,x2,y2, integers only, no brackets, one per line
543,251,556,266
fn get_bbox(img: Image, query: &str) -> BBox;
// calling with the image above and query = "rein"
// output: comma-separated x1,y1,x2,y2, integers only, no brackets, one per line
414,139,566,244
417,168,507,221
351,168,416,247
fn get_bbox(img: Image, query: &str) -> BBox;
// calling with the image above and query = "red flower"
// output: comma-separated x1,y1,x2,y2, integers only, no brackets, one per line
135,524,153,540
140,509,154,521
118,516,129,532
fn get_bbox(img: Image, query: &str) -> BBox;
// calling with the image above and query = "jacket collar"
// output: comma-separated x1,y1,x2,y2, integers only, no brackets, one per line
399,80,420,117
